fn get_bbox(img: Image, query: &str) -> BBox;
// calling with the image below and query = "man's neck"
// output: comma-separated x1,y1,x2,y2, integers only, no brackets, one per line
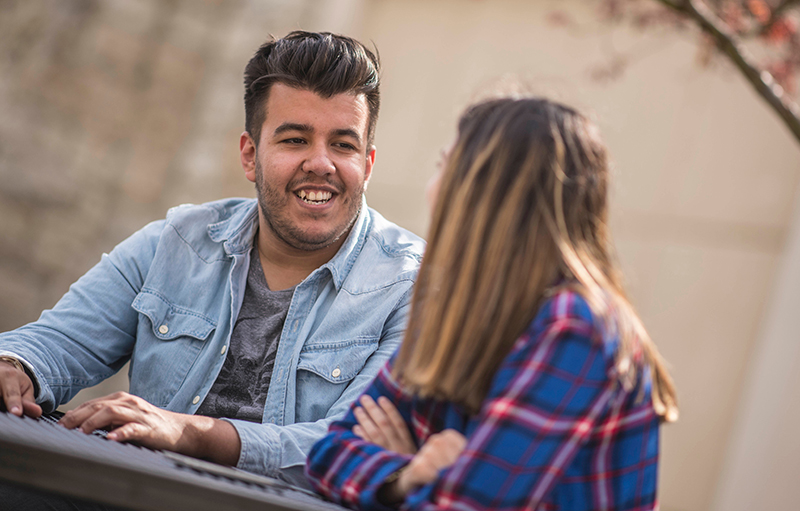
255,220,349,291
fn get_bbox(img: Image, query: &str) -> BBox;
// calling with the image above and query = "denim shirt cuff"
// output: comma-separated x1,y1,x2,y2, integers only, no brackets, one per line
225,418,281,476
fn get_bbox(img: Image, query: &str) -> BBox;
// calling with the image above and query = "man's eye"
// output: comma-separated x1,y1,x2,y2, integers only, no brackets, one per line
334,142,356,151
281,138,306,145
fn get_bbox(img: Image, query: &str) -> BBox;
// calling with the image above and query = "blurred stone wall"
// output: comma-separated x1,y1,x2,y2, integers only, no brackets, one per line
0,0,335,332
0,0,362,403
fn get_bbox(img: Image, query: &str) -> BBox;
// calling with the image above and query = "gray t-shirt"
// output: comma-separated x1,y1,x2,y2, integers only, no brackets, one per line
196,245,294,423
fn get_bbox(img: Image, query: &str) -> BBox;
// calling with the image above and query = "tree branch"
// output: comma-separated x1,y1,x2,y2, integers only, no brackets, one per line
656,0,800,144
656,0,683,9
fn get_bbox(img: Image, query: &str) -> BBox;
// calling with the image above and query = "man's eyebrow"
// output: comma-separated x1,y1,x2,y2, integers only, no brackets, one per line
274,123,313,136
273,124,362,145
333,128,362,144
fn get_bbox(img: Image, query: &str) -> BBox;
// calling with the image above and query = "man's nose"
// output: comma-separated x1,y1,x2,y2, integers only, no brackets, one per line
302,146,336,176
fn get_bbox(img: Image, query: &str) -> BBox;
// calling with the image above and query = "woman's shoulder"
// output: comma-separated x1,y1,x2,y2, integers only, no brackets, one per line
512,287,617,370
528,287,598,336
487,288,620,417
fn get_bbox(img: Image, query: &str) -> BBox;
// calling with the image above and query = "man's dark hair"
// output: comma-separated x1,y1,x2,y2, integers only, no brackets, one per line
244,31,381,148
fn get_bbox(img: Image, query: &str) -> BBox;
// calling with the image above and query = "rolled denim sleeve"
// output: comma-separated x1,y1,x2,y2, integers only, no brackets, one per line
230,286,414,487
0,220,164,411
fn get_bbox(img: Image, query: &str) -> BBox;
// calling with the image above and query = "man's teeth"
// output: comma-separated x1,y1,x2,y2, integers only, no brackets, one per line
296,190,333,204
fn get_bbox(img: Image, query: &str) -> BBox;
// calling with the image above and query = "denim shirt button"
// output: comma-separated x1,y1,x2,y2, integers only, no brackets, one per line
293,320,299,332
220,345,227,355
158,324,169,335
331,367,341,378
192,395,200,405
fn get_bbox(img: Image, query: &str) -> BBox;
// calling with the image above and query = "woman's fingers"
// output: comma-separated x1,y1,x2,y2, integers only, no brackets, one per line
354,395,417,454
352,424,370,441
377,396,416,454
353,403,384,445
397,429,468,497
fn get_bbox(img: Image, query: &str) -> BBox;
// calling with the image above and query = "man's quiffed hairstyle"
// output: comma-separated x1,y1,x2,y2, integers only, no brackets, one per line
244,31,381,147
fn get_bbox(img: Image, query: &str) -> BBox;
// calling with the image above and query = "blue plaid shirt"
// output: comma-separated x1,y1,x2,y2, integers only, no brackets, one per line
306,289,661,510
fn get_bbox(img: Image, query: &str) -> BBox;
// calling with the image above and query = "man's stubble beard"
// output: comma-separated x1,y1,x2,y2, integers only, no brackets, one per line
254,159,364,252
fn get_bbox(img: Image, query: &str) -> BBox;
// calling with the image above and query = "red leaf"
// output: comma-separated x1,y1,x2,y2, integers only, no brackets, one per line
746,0,771,24
765,17,797,44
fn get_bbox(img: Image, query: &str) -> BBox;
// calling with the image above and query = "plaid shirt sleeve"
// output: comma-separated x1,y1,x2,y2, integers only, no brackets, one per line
306,357,417,511
307,291,659,510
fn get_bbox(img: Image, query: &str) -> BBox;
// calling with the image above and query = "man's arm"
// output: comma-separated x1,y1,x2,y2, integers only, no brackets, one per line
48,283,413,484
50,288,411,485
0,219,164,413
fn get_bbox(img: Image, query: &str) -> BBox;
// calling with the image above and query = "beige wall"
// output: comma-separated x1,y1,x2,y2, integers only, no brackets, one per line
1,1,799,510
711,185,800,511
355,2,800,510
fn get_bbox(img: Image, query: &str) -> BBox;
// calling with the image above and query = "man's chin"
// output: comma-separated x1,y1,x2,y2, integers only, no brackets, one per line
280,227,347,252
259,198,361,253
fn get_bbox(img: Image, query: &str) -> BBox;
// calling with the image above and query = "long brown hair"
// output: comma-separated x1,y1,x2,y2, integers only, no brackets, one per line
393,97,678,421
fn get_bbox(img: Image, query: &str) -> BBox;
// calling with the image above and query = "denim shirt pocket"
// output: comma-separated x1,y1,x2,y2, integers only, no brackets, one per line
130,291,217,407
294,336,379,422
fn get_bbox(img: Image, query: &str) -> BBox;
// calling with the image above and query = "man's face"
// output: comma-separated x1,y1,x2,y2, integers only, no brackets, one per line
241,83,375,252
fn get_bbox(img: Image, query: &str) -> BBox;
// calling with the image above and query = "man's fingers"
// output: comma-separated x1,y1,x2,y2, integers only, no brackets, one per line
60,400,130,433
79,404,140,434
19,385,41,418
0,364,38,417
59,404,92,429
21,399,42,418
107,422,144,443
1,383,23,416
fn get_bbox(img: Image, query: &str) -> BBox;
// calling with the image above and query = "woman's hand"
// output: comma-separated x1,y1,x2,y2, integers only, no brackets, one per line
381,429,467,504
353,395,417,455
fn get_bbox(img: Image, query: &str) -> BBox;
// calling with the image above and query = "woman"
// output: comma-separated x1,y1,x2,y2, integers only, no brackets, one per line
305,96,678,510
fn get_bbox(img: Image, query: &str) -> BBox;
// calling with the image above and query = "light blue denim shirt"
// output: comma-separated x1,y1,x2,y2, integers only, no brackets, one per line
0,197,424,486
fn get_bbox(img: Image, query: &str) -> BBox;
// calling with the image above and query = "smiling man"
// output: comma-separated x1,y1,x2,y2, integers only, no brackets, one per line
0,31,424,494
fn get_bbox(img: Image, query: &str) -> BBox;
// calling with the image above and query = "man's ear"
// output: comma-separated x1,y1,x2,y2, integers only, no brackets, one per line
240,132,257,183
363,145,376,191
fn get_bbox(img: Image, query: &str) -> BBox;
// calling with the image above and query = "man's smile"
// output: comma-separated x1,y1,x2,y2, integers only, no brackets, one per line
295,188,334,205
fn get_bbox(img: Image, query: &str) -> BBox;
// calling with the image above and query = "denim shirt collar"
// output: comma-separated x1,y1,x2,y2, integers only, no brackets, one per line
205,196,371,292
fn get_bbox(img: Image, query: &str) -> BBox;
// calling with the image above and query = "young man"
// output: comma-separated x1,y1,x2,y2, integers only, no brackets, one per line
0,31,423,486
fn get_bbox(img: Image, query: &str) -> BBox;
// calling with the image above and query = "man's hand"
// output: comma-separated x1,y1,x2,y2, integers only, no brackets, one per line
353,395,417,455
58,392,241,466
380,429,467,504
0,359,42,418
